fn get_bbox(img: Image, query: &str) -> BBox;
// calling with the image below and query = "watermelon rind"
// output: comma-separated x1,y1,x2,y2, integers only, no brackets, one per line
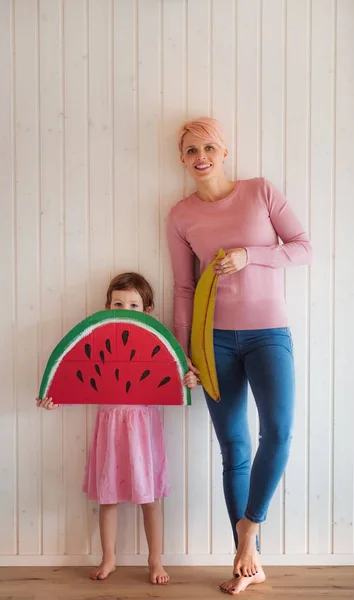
39,310,191,406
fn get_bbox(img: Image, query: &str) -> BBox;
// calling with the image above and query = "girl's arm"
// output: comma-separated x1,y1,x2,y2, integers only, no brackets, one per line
245,179,312,268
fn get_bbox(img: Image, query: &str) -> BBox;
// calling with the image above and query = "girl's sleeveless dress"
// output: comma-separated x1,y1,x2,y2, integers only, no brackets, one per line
83,404,170,505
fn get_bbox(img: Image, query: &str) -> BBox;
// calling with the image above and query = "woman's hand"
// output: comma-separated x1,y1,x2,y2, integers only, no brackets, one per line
36,397,59,410
213,248,247,275
183,370,198,389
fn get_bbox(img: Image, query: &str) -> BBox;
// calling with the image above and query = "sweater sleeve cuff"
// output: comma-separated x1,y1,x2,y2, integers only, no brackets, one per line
245,245,273,267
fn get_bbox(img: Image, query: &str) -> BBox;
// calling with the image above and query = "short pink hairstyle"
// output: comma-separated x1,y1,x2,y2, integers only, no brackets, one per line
178,116,226,153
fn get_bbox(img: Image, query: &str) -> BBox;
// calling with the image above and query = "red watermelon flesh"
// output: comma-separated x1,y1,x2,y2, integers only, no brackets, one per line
43,320,188,405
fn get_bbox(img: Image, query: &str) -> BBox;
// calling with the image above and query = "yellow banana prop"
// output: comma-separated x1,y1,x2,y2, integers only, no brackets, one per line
191,248,225,401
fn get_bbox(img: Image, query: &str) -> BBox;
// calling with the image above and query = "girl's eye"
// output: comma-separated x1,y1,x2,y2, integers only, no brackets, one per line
115,302,122,307
131,304,138,309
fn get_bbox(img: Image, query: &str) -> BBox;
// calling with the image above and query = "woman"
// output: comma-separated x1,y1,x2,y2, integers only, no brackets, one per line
166,117,312,595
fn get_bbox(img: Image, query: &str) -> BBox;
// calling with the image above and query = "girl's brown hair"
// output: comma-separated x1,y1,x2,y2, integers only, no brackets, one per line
105,272,155,311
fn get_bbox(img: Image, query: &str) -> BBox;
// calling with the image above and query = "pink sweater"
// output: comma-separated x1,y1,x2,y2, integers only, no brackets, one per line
167,177,312,354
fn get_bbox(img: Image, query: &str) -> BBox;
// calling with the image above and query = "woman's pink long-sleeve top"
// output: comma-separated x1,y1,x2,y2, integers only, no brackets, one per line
167,177,312,354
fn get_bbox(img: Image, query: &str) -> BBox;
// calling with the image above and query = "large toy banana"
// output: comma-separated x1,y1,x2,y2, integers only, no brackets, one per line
190,248,225,401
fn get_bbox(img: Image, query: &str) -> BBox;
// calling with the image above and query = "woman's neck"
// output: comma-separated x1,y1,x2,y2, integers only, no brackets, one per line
195,176,236,203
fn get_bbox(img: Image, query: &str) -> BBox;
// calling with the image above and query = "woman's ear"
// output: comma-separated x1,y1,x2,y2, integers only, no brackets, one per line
223,148,229,160
180,153,185,165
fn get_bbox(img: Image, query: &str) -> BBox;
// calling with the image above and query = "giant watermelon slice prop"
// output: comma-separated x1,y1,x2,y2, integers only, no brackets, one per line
39,310,191,405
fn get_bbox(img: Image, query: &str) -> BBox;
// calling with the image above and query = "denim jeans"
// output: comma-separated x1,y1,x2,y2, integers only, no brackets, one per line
204,328,295,548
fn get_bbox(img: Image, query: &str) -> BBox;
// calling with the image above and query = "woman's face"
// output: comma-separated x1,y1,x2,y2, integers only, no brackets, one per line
180,132,227,182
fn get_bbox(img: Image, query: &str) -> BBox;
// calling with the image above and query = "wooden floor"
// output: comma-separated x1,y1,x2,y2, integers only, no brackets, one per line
0,566,353,600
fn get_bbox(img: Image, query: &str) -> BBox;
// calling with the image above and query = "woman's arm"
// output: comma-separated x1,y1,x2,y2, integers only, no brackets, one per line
245,179,312,268
166,209,196,355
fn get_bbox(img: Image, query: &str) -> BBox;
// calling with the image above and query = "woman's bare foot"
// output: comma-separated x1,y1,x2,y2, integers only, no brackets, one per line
148,556,170,584
220,568,266,595
233,518,260,577
90,557,116,580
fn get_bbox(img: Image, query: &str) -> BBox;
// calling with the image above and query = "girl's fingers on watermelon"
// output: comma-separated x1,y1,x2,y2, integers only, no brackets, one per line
37,397,59,410
183,371,198,389
187,357,199,376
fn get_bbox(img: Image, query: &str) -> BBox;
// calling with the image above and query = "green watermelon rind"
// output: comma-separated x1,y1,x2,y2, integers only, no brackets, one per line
39,310,191,406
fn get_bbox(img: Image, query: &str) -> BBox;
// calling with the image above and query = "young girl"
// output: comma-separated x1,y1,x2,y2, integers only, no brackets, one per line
37,272,197,584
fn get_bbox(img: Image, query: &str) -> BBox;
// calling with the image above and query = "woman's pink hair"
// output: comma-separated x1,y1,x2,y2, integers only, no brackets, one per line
178,116,226,153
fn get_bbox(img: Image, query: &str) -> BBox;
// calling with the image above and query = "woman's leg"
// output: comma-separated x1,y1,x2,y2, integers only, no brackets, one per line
206,331,266,594
90,503,118,580
141,500,169,584
231,328,295,586
204,330,251,546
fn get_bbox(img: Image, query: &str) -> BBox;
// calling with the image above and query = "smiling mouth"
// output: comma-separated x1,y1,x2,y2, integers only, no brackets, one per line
194,164,212,171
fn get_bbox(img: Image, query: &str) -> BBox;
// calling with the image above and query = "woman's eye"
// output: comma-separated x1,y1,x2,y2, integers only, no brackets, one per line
206,146,214,151
187,148,196,154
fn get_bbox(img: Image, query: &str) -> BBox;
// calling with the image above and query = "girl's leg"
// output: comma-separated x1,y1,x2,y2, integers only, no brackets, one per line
231,328,294,589
141,500,169,584
90,503,118,580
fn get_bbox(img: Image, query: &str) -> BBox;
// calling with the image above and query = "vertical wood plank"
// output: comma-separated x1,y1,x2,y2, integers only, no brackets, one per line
333,0,354,555
0,0,16,555
113,0,138,275
86,0,113,556
185,0,212,555
14,0,41,555
236,0,261,178
161,0,187,556
113,0,139,555
259,0,285,555
308,0,334,555
39,0,65,555
63,0,89,556
284,0,310,555
137,0,162,555
210,0,236,556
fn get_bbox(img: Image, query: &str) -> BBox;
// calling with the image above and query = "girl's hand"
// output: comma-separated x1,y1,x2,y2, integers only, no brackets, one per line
36,397,59,410
183,370,198,389
213,248,247,275
186,357,199,377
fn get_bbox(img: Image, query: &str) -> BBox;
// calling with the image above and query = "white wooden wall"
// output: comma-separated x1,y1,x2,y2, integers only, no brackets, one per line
0,0,353,566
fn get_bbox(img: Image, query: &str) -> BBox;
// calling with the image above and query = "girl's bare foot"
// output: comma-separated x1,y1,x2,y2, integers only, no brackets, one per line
220,568,266,595
233,518,260,577
148,556,170,584
90,557,116,580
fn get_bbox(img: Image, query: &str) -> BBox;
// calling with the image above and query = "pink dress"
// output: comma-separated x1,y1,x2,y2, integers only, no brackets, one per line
83,404,170,505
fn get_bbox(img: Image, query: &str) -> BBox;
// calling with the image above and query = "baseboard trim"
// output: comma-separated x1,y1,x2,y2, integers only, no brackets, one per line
0,554,353,567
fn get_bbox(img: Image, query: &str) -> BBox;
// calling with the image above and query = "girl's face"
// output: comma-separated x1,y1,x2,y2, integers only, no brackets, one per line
180,132,228,182
109,289,151,313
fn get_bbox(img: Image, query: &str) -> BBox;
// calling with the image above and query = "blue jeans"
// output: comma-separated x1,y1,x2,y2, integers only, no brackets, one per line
204,328,295,548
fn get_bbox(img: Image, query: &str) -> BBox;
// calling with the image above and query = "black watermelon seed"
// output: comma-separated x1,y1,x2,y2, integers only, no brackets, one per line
151,345,161,358
122,330,129,346
126,381,131,393
157,376,171,388
85,343,91,360
130,349,136,361
76,370,84,383
90,378,98,392
105,339,112,354
94,364,101,376
115,368,119,381
140,370,150,382
99,350,105,364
